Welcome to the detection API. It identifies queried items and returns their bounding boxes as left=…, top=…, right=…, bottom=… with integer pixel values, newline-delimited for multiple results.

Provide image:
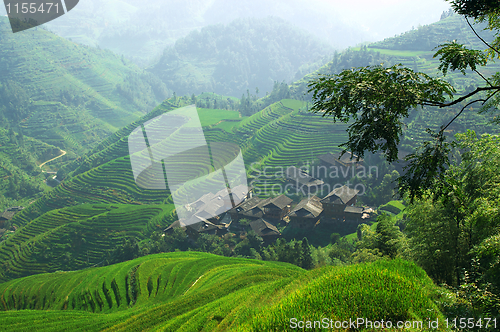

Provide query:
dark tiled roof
left=262, top=195, right=293, bottom=209
left=1, top=206, right=24, bottom=221
left=164, top=219, right=182, bottom=232
left=188, top=193, right=216, bottom=210
left=1, top=211, right=16, bottom=221
left=188, top=220, right=224, bottom=233
left=232, top=196, right=263, bottom=213
left=230, top=196, right=265, bottom=219
left=288, top=196, right=323, bottom=218
left=285, top=166, right=324, bottom=187
left=240, top=208, right=265, bottom=219
left=194, top=200, right=226, bottom=220
left=229, top=184, right=249, bottom=202
left=321, top=185, right=359, bottom=205
left=318, top=152, right=363, bottom=165
left=250, top=219, right=280, bottom=237
left=220, top=213, right=232, bottom=226
left=318, top=152, right=338, bottom=165
left=344, top=206, right=364, bottom=214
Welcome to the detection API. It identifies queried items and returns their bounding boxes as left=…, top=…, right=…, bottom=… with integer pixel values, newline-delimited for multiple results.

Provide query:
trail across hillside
left=38, top=150, right=66, bottom=168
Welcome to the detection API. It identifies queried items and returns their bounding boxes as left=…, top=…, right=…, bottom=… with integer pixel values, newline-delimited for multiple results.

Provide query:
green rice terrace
left=0, top=204, right=175, bottom=282
left=0, top=252, right=446, bottom=331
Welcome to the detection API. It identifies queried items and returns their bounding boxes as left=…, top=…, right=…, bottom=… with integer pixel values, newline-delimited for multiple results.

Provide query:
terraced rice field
left=0, top=204, right=175, bottom=282
left=0, top=252, right=445, bottom=332
left=229, top=100, right=349, bottom=195
left=7, top=99, right=352, bottom=232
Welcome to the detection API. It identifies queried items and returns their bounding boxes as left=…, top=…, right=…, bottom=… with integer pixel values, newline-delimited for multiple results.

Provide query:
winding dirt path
left=39, top=149, right=67, bottom=168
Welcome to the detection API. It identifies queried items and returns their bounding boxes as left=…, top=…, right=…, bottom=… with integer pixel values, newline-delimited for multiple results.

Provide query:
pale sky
left=312, top=0, right=452, bottom=42
left=1, top=0, right=453, bottom=49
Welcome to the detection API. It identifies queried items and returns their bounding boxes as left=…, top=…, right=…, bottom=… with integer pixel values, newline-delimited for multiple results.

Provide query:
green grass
left=0, top=252, right=446, bottom=332
left=197, top=108, right=242, bottom=126
left=355, top=47, right=432, bottom=57
left=380, top=200, right=406, bottom=217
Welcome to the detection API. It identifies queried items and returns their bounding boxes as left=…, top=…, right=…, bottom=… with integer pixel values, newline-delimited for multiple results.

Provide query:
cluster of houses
left=284, top=151, right=367, bottom=193
left=0, top=206, right=23, bottom=225
left=165, top=150, right=373, bottom=242
left=0, top=206, right=24, bottom=238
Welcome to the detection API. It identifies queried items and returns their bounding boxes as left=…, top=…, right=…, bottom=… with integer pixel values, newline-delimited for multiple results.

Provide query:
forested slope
left=149, top=17, right=332, bottom=98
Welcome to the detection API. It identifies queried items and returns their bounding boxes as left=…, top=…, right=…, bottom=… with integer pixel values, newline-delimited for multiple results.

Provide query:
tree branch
left=422, top=86, right=500, bottom=108
left=465, top=17, right=500, bottom=56
left=439, top=85, right=500, bottom=134
left=474, top=69, right=493, bottom=87
left=440, top=99, right=484, bottom=133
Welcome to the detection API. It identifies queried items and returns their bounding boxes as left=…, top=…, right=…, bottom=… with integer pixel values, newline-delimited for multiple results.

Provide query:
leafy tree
left=109, top=238, right=140, bottom=264
left=195, top=233, right=231, bottom=256
left=375, top=214, right=404, bottom=258
left=372, top=170, right=400, bottom=205
left=308, top=0, right=500, bottom=203
left=301, top=237, right=313, bottom=269
left=330, top=232, right=341, bottom=244
left=329, top=237, right=355, bottom=263
left=406, top=131, right=500, bottom=286
left=163, top=228, right=191, bottom=252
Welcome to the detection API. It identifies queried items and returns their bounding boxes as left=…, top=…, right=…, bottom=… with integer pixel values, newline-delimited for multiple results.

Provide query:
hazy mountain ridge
left=291, top=14, right=498, bottom=97
left=27, top=0, right=366, bottom=66
left=149, top=17, right=333, bottom=97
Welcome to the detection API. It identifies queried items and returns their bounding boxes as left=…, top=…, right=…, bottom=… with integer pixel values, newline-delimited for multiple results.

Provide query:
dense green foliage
left=307, top=1, right=500, bottom=325
left=405, top=132, right=500, bottom=285
left=0, top=127, right=58, bottom=211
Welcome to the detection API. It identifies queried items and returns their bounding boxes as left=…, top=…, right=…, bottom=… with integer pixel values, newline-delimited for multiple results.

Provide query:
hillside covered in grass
left=0, top=16, right=169, bottom=155
left=0, top=252, right=446, bottom=332
left=4, top=10, right=500, bottom=285
left=0, top=16, right=172, bottom=208
left=1, top=10, right=500, bottom=331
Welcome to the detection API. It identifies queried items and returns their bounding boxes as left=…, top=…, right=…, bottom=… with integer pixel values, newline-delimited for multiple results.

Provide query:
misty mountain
left=30, top=0, right=357, bottom=66
left=149, top=17, right=332, bottom=97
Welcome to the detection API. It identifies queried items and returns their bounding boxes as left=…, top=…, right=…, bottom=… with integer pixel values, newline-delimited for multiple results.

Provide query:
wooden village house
left=229, top=194, right=292, bottom=224
left=287, top=195, right=323, bottom=229
left=285, top=166, right=324, bottom=193
left=0, top=206, right=24, bottom=228
left=249, top=218, right=281, bottom=243
left=318, top=151, right=364, bottom=170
